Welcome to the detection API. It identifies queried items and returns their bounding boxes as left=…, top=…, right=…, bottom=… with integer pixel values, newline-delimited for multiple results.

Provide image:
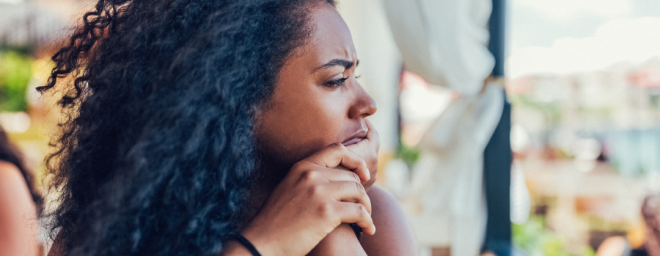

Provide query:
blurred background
left=1, top=0, right=659, bottom=255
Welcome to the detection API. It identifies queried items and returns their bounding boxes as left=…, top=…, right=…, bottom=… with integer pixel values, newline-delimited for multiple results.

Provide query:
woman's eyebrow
left=312, top=59, right=359, bottom=73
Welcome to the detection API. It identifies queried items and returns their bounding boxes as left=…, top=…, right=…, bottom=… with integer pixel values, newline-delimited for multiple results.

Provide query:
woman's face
left=255, top=4, right=377, bottom=169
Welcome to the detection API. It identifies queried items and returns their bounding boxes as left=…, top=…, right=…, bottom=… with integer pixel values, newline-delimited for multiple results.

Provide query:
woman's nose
left=348, top=84, right=377, bottom=119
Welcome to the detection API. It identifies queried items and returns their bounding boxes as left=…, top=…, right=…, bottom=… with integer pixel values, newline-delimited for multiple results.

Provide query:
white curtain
left=408, top=83, right=503, bottom=256
left=379, top=0, right=503, bottom=255
left=380, top=0, right=495, bottom=95
left=337, top=0, right=402, bottom=155
left=340, top=0, right=504, bottom=254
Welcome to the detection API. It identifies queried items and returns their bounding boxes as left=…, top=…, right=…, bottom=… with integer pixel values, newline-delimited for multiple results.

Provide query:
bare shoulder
left=0, top=160, right=33, bottom=207
left=0, top=161, right=39, bottom=256
left=0, top=160, right=36, bottom=217
left=0, top=160, right=20, bottom=174
left=361, top=185, right=418, bottom=256
left=0, top=160, right=28, bottom=194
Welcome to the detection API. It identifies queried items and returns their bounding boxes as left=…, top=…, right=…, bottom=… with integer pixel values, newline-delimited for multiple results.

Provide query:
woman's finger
left=314, top=167, right=363, bottom=183
left=334, top=201, right=376, bottom=235
left=325, top=180, right=371, bottom=214
left=303, top=143, right=369, bottom=181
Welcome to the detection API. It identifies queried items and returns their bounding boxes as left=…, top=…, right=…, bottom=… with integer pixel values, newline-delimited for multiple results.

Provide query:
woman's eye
left=355, top=74, right=361, bottom=79
left=325, top=77, right=349, bottom=87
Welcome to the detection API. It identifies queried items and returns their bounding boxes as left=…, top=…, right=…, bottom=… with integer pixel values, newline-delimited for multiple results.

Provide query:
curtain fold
left=379, top=0, right=502, bottom=255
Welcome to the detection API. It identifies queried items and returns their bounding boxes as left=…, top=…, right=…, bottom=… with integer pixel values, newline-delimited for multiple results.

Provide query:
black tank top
left=630, top=248, right=649, bottom=256
left=349, top=223, right=362, bottom=239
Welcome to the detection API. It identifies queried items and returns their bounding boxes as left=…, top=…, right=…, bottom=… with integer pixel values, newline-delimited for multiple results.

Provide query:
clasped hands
left=229, top=120, right=379, bottom=256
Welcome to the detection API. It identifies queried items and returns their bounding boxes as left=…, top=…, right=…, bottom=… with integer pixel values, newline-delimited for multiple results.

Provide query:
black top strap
left=226, top=232, right=261, bottom=256
left=349, top=223, right=362, bottom=240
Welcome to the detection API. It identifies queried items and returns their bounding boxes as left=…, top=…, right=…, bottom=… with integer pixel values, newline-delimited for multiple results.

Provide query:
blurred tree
left=0, top=51, right=33, bottom=112
left=514, top=216, right=597, bottom=256
left=397, top=141, right=420, bottom=170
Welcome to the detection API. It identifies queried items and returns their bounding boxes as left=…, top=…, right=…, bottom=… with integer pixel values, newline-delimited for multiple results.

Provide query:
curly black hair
left=37, top=0, right=334, bottom=255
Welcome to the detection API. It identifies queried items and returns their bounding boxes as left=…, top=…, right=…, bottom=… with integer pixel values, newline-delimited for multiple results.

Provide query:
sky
left=507, top=0, right=660, bottom=78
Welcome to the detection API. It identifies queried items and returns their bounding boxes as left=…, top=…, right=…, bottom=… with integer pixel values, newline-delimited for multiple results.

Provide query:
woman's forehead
left=306, top=4, right=357, bottom=66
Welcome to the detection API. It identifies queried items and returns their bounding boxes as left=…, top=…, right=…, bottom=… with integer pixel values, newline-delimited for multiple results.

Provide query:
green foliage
left=0, top=51, right=33, bottom=112
left=514, top=216, right=596, bottom=256
left=0, top=44, right=35, bottom=55
left=397, top=142, right=420, bottom=170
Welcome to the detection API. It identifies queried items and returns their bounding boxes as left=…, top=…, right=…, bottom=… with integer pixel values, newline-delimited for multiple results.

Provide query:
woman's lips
left=342, top=136, right=366, bottom=146
left=342, top=129, right=368, bottom=146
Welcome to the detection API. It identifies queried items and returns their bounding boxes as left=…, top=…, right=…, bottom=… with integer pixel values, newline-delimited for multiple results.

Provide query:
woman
left=0, top=126, right=41, bottom=255
left=597, top=194, right=660, bottom=256
left=639, top=194, right=660, bottom=256
left=40, top=0, right=416, bottom=255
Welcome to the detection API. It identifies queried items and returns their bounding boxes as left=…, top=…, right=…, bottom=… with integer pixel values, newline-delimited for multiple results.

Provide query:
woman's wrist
left=226, top=232, right=262, bottom=256
left=223, top=229, right=267, bottom=256
left=222, top=240, right=254, bottom=256
left=241, top=226, right=278, bottom=256
left=307, top=224, right=367, bottom=256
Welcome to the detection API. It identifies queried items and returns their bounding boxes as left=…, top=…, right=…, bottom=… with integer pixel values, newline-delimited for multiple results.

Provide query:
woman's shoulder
left=0, top=160, right=33, bottom=207
left=0, top=159, right=36, bottom=218
left=361, top=185, right=418, bottom=255
left=0, top=160, right=29, bottom=195
left=0, top=160, right=20, bottom=175
left=0, top=160, right=39, bottom=256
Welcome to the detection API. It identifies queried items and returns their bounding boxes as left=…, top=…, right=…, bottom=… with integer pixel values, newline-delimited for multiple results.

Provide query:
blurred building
left=508, top=57, right=660, bottom=254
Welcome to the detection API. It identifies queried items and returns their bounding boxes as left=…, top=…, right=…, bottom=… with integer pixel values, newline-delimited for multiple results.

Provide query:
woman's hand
left=346, top=119, right=379, bottom=190
left=304, top=120, right=381, bottom=256
left=237, top=143, right=376, bottom=256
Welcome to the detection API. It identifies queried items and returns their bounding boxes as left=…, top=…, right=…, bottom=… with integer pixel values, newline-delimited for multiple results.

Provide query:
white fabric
left=408, top=83, right=503, bottom=256
left=340, top=0, right=503, bottom=253
left=337, top=0, right=402, bottom=154
left=378, top=0, right=502, bottom=255
left=380, top=0, right=495, bottom=95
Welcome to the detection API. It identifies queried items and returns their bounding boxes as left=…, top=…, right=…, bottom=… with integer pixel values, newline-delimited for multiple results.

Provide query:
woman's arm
left=49, top=145, right=375, bottom=256
left=360, top=185, right=417, bottom=255
left=307, top=224, right=367, bottom=256
left=362, top=185, right=418, bottom=255
left=0, top=161, right=39, bottom=256
left=308, top=185, right=418, bottom=256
